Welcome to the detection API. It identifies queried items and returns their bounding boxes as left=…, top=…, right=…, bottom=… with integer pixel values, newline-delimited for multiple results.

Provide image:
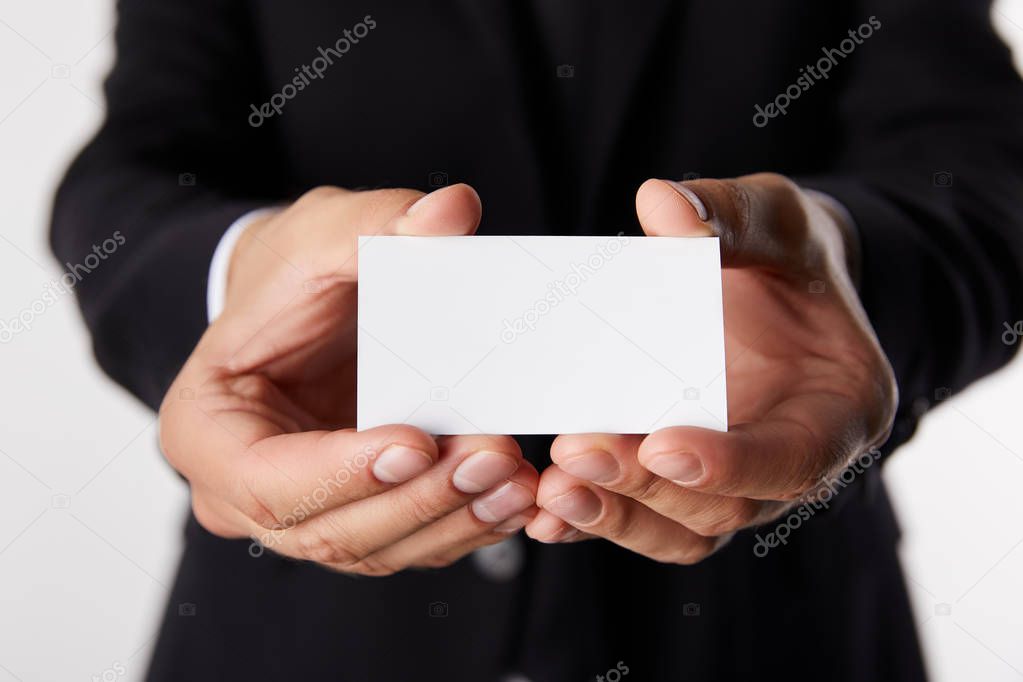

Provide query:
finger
left=245, top=424, right=446, bottom=521
left=525, top=509, right=595, bottom=544
left=352, top=462, right=540, bottom=575
left=271, top=435, right=524, bottom=566
left=160, top=376, right=443, bottom=523
left=405, top=508, right=538, bottom=570
left=319, top=184, right=478, bottom=278
left=551, top=433, right=771, bottom=537
left=302, top=183, right=483, bottom=277
left=392, top=182, right=482, bottom=236
left=637, top=391, right=871, bottom=500
left=635, top=174, right=822, bottom=273
left=536, top=466, right=722, bottom=564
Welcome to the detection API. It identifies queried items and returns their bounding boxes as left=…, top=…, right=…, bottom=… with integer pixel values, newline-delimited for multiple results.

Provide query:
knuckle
left=774, top=422, right=832, bottom=500
left=237, top=467, right=286, bottom=531
left=337, top=555, right=399, bottom=577
left=741, top=172, right=807, bottom=244
left=789, top=454, right=829, bottom=499
left=403, top=485, right=452, bottom=526
left=191, top=495, right=241, bottom=539
left=600, top=503, right=636, bottom=539
left=689, top=499, right=759, bottom=537
left=295, top=525, right=361, bottom=566
left=291, top=187, right=354, bottom=246
left=295, top=185, right=345, bottom=209
left=720, top=178, right=754, bottom=245
left=620, top=472, right=673, bottom=503
left=749, top=171, right=799, bottom=197
left=236, top=492, right=284, bottom=531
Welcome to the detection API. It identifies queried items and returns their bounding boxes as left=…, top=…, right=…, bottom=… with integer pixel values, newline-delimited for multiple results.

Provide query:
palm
left=243, top=284, right=360, bottom=431
left=721, top=269, right=873, bottom=450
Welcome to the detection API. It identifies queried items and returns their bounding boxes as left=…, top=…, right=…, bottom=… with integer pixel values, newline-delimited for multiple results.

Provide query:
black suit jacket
left=51, top=1, right=1023, bottom=680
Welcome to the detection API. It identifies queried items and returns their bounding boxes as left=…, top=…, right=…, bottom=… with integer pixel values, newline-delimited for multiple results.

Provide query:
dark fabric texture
left=50, top=1, right=1023, bottom=680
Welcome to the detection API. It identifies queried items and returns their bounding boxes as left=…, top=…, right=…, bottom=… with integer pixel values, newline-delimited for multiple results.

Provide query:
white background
left=1, top=2, right=1022, bottom=680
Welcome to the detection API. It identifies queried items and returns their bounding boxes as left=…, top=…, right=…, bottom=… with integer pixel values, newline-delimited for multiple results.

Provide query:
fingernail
left=472, top=481, right=535, bottom=524
left=663, top=180, right=709, bottom=222
left=453, top=450, right=520, bottom=493
left=372, top=445, right=433, bottom=483
left=494, top=512, right=533, bottom=534
left=646, top=452, right=704, bottom=485
left=546, top=487, right=602, bottom=525
left=557, top=450, right=620, bottom=483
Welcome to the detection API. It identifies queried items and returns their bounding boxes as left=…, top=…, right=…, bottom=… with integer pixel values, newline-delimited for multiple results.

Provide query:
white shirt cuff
left=206, top=208, right=280, bottom=323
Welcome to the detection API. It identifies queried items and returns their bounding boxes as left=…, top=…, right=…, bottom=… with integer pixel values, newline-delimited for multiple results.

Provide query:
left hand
left=525, top=174, right=897, bottom=562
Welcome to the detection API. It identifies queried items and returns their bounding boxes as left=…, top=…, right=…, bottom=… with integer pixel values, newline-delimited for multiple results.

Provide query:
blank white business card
left=357, top=235, right=727, bottom=435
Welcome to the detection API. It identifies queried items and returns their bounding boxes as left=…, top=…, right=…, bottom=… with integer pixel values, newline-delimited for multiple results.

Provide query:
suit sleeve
left=797, top=0, right=1023, bottom=451
left=50, top=0, right=286, bottom=410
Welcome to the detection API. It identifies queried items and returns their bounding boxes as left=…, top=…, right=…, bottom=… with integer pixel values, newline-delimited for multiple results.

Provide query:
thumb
left=393, top=183, right=482, bottom=236
left=635, top=174, right=817, bottom=273
left=635, top=178, right=714, bottom=237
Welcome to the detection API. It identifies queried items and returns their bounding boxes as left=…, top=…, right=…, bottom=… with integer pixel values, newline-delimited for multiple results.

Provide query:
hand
left=526, top=174, right=897, bottom=562
left=159, top=185, right=538, bottom=575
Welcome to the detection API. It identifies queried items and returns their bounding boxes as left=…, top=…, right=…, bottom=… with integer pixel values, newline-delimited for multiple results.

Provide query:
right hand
left=159, top=184, right=538, bottom=575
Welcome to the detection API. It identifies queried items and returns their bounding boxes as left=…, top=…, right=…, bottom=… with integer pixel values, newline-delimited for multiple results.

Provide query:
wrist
left=207, top=207, right=281, bottom=322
